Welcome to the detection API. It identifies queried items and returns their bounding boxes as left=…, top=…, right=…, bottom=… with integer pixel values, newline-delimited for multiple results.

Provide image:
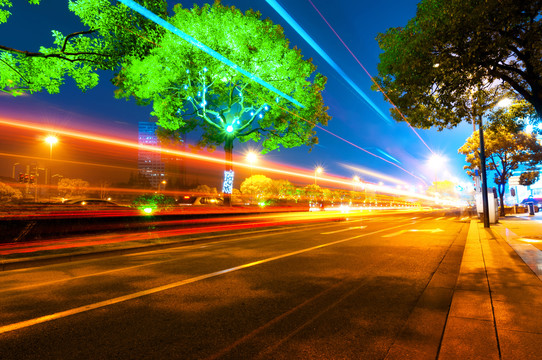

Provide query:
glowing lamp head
left=226, top=125, right=234, bottom=133
left=246, top=151, right=258, bottom=164
left=45, top=135, right=58, bottom=145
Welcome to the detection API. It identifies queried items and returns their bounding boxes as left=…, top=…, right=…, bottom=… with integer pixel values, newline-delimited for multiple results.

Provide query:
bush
left=133, top=194, right=176, bottom=212
left=0, top=182, right=22, bottom=202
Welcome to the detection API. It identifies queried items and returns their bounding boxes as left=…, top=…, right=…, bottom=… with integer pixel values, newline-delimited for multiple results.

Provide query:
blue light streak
left=118, top=0, right=304, bottom=108
left=376, top=148, right=401, bottom=164
left=265, top=0, right=391, bottom=124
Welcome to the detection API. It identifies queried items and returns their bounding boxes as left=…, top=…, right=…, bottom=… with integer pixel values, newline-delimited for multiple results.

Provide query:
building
left=138, top=121, right=165, bottom=188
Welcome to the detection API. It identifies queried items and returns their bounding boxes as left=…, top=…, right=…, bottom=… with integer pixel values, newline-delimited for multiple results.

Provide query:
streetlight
left=159, top=180, right=167, bottom=191
left=314, top=166, right=323, bottom=184
left=428, top=153, right=446, bottom=195
left=353, top=175, right=360, bottom=191
left=246, top=151, right=258, bottom=176
left=12, top=162, right=20, bottom=180
left=45, top=135, right=58, bottom=159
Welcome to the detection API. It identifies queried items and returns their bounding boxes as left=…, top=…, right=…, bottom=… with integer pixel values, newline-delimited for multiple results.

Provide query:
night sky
left=0, top=0, right=475, bottom=191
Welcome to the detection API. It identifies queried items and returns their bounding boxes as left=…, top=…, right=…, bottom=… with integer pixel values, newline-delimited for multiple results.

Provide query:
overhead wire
left=306, top=0, right=435, bottom=155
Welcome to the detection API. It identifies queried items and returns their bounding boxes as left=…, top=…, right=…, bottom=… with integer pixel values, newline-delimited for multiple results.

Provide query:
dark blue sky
left=0, top=0, right=474, bottom=190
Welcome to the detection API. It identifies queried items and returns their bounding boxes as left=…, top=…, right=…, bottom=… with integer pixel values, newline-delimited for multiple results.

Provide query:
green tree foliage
left=302, top=184, right=324, bottom=202
left=375, top=0, right=542, bottom=128
left=459, top=126, right=542, bottom=216
left=240, top=174, right=273, bottom=202
left=117, top=2, right=329, bottom=153
left=0, top=0, right=168, bottom=96
left=58, top=178, right=90, bottom=198
left=487, top=99, right=539, bottom=134
left=116, top=2, right=330, bottom=205
left=270, top=179, right=296, bottom=202
left=519, top=171, right=540, bottom=186
left=0, top=181, right=22, bottom=202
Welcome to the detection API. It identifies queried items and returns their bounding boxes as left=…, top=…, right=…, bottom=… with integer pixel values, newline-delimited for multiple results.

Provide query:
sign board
left=509, top=176, right=520, bottom=186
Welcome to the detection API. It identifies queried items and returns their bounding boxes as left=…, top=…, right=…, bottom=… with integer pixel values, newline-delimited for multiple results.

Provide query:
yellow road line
left=320, top=226, right=367, bottom=234
left=0, top=223, right=411, bottom=335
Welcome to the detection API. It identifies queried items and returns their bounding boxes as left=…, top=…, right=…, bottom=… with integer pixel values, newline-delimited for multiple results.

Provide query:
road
left=0, top=210, right=469, bottom=359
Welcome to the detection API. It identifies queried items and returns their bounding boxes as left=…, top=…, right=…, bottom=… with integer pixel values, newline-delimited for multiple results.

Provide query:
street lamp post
left=246, top=151, right=258, bottom=176
left=45, top=135, right=58, bottom=159
left=353, top=175, right=360, bottom=191
left=314, top=166, right=323, bottom=185
left=478, top=114, right=490, bottom=228
left=428, top=154, right=445, bottom=197
left=12, top=162, right=20, bottom=180
left=159, top=180, right=167, bottom=192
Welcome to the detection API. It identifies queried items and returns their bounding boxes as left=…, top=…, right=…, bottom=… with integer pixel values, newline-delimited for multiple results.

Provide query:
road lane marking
left=0, top=222, right=412, bottom=335
left=0, top=222, right=352, bottom=293
left=435, top=217, right=444, bottom=221
left=382, top=228, right=444, bottom=238
left=320, top=226, right=367, bottom=234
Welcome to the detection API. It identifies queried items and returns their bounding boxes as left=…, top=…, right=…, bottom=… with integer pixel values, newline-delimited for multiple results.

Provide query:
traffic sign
left=509, top=176, right=520, bottom=186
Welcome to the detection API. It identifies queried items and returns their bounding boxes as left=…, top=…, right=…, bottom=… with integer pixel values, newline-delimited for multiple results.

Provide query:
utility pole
left=479, top=114, right=490, bottom=228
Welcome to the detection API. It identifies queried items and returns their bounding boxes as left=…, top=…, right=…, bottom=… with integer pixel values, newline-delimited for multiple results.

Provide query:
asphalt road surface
left=0, top=210, right=469, bottom=359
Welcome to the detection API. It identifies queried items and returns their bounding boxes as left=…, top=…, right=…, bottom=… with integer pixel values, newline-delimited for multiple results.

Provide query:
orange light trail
left=0, top=152, right=137, bottom=171
left=0, top=117, right=439, bottom=202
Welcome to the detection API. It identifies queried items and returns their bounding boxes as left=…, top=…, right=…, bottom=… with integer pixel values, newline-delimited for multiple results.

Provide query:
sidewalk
left=439, top=213, right=542, bottom=359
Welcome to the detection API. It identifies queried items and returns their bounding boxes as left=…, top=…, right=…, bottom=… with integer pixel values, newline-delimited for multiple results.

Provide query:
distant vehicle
left=520, top=197, right=542, bottom=206
left=63, top=199, right=129, bottom=208
left=178, top=196, right=224, bottom=206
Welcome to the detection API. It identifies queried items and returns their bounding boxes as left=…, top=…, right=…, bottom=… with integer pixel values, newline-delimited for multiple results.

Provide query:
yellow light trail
left=340, top=163, right=409, bottom=186
left=0, top=117, right=451, bottom=204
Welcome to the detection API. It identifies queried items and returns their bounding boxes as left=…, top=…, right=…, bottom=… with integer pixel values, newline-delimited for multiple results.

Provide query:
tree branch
left=0, top=30, right=112, bottom=62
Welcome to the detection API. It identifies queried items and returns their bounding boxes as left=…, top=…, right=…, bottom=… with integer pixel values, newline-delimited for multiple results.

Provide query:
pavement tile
left=488, top=270, right=542, bottom=288
left=490, top=284, right=542, bottom=304
left=498, top=329, right=542, bottom=360
left=455, top=270, right=489, bottom=292
left=385, top=341, right=437, bottom=360
left=385, top=288, right=453, bottom=360
left=448, top=289, right=493, bottom=321
left=438, top=316, right=499, bottom=360
left=426, top=263, right=461, bottom=289
left=492, top=299, right=542, bottom=334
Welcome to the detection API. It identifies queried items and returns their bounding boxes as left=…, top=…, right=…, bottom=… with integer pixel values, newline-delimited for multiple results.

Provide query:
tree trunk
left=532, top=90, right=542, bottom=122
left=223, top=136, right=234, bottom=207
left=498, top=182, right=506, bottom=217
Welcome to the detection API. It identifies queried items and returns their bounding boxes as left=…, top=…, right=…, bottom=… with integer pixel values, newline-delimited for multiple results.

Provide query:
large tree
left=0, top=0, right=168, bottom=96
left=115, top=2, right=330, bottom=205
left=375, top=0, right=542, bottom=129
left=459, top=126, right=542, bottom=216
